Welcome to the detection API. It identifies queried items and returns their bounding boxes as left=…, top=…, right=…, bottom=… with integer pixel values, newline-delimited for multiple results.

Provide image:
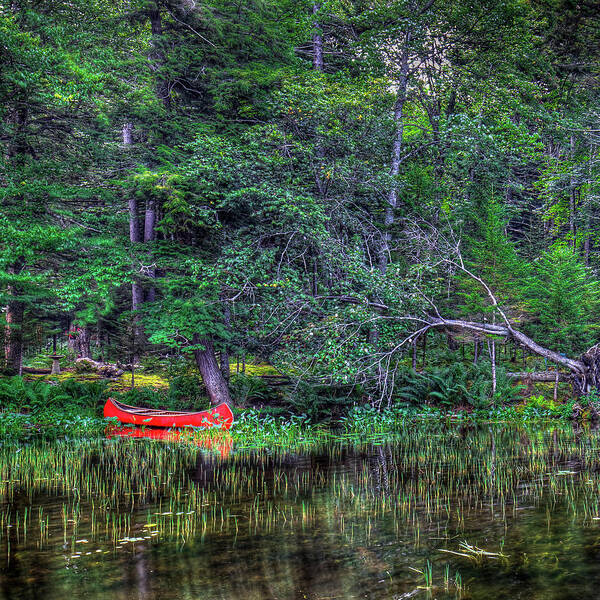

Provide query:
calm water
left=1, top=424, right=600, bottom=599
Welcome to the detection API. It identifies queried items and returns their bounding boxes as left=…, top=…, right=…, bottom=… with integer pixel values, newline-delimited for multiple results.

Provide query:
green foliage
left=232, top=408, right=320, bottom=448
left=0, top=376, right=106, bottom=413
left=230, top=375, right=272, bottom=406
left=518, top=395, right=575, bottom=420
left=0, top=376, right=110, bottom=442
left=524, top=244, right=600, bottom=354
left=167, top=375, right=208, bottom=410
left=282, top=381, right=357, bottom=419
left=118, top=386, right=165, bottom=410
left=391, top=364, right=523, bottom=409
left=1, top=0, right=599, bottom=409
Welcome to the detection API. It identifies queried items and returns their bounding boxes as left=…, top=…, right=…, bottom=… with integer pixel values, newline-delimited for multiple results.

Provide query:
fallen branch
left=506, top=371, right=569, bottom=382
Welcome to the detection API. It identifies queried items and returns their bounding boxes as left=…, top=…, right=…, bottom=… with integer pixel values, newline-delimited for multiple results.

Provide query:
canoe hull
left=103, top=398, right=234, bottom=430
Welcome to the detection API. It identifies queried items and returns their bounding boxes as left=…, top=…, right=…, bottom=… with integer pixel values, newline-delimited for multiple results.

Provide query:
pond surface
left=1, top=423, right=600, bottom=599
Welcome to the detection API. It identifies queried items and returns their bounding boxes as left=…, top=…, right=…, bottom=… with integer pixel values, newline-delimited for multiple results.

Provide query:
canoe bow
left=103, top=397, right=234, bottom=430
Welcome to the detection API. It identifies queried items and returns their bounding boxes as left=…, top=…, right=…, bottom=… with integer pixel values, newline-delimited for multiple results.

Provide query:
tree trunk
left=4, top=298, right=24, bottom=375
left=144, top=199, right=156, bottom=243
left=148, top=3, right=170, bottom=110
left=312, top=3, right=323, bottom=72
left=488, top=338, right=496, bottom=394
left=144, top=198, right=157, bottom=302
left=569, top=134, right=577, bottom=248
left=507, top=371, right=569, bottom=382
left=220, top=349, right=230, bottom=383
left=122, top=122, right=133, bottom=146
left=4, top=261, right=25, bottom=375
left=379, top=32, right=411, bottom=274
left=583, top=139, right=594, bottom=266
left=77, top=327, right=92, bottom=359
left=124, top=122, right=144, bottom=361
left=219, top=299, right=231, bottom=383
left=193, top=335, right=232, bottom=406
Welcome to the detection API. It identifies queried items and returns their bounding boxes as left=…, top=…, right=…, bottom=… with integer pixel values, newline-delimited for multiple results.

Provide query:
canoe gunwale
left=104, top=398, right=234, bottom=430
left=108, top=397, right=216, bottom=417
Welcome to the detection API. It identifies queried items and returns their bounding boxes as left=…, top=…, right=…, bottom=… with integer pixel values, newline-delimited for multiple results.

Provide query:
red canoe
left=103, top=398, right=234, bottom=430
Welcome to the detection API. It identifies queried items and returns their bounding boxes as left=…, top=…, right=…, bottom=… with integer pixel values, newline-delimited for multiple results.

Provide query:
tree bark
left=506, top=372, right=569, bottom=382
left=4, top=261, right=25, bottom=375
left=144, top=199, right=156, bottom=243
left=193, top=335, right=232, bottom=406
left=379, top=32, right=411, bottom=274
left=124, top=122, right=144, bottom=361
left=488, top=338, right=496, bottom=394
left=144, top=198, right=157, bottom=302
left=77, top=327, right=92, bottom=359
left=148, top=3, right=170, bottom=110
left=122, top=122, right=133, bottom=146
left=583, top=139, right=594, bottom=266
left=219, top=299, right=231, bottom=383
left=569, top=134, right=577, bottom=248
left=4, top=298, right=24, bottom=375
left=312, top=3, right=323, bottom=72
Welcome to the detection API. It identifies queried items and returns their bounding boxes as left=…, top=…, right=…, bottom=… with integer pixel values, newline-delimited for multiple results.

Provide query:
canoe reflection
left=107, top=426, right=233, bottom=457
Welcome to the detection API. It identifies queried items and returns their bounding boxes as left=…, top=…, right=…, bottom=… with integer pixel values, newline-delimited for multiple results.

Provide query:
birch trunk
left=569, top=134, right=577, bottom=248
left=124, top=122, right=144, bottom=361
left=312, top=3, right=323, bottom=72
left=488, top=338, right=496, bottom=394
left=379, top=33, right=411, bottom=274
left=144, top=198, right=156, bottom=302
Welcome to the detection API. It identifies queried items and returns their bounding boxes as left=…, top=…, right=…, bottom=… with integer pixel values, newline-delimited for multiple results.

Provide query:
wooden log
left=22, top=367, right=51, bottom=375
left=507, top=371, right=570, bottom=382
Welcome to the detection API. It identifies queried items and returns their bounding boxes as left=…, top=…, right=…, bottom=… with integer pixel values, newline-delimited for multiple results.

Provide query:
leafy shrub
left=392, top=364, right=524, bottom=409
left=167, top=375, right=208, bottom=410
left=0, top=377, right=113, bottom=443
left=0, top=413, right=29, bottom=442
left=230, top=374, right=273, bottom=406
left=0, top=377, right=109, bottom=414
left=55, top=379, right=108, bottom=408
left=340, top=403, right=445, bottom=434
left=0, top=377, right=69, bottom=412
left=283, top=381, right=356, bottom=419
left=517, top=394, right=575, bottom=419
left=232, top=408, right=318, bottom=447
left=118, top=386, right=166, bottom=409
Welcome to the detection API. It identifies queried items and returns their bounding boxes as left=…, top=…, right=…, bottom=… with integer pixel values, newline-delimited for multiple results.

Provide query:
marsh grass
left=0, top=423, right=598, bottom=597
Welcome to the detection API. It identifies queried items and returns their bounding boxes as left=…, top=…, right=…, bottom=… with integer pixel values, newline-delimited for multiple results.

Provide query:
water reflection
left=107, top=426, right=233, bottom=458
left=1, top=424, right=600, bottom=598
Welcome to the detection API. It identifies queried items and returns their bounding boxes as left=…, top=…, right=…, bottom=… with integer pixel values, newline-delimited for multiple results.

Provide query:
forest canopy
left=1, top=0, right=599, bottom=407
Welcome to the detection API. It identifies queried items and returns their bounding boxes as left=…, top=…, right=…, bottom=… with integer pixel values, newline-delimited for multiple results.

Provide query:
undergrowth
left=0, top=373, right=589, bottom=445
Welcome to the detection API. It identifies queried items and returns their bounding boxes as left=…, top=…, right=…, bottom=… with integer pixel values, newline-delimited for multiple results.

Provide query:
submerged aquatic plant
left=0, top=423, right=598, bottom=598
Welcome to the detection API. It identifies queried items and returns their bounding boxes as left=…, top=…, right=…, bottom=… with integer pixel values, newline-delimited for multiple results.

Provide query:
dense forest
left=1, top=0, right=599, bottom=413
